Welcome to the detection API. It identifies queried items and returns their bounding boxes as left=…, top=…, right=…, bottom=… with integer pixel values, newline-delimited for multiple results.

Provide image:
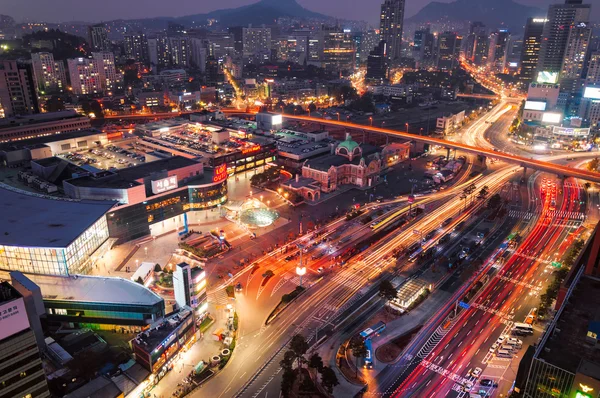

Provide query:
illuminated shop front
left=206, top=141, right=278, bottom=176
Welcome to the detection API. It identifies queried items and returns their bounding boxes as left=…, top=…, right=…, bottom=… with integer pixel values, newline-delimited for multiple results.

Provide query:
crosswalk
left=208, top=288, right=229, bottom=307
left=507, top=210, right=585, bottom=220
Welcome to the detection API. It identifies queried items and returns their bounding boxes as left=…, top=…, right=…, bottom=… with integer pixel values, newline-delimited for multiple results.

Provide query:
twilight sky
left=2, top=0, right=598, bottom=24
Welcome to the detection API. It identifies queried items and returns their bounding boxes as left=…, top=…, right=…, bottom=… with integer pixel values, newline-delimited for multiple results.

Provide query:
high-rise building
left=585, top=52, right=600, bottom=86
left=169, top=36, right=192, bottom=68
left=380, top=0, right=405, bottom=62
left=88, top=23, right=111, bottom=52
left=473, top=32, right=489, bottom=66
left=488, top=30, right=511, bottom=72
left=242, top=27, right=271, bottom=63
left=520, top=18, right=546, bottom=83
left=189, top=38, right=208, bottom=72
left=124, top=33, right=149, bottom=63
left=437, top=32, right=462, bottom=71
left=366, top=40, right=389, bottom=82
left=537, top=0, right=591, bottom=75
left=560, top=22, right=592, bottom=81
left=92, top=52, right=119, bottom=92
left=465, top=22, right=486, bottom=61
left=0, top=282, right=50, bottom=398
left=31, top=52, right=67, bottom=95
left=320, top=25, right=355, bottom=74
left=67, top=57, right=102, bottom=95
left=148, top=36, right=171, bottom=69
left=0, top=60, right=39, bottom=117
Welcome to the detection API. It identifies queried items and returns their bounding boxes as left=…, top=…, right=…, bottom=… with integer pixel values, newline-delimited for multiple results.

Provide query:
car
left=496, top=335, right=507, bottom=345
left=317, top=267, right=324, bottom=273
left=489, top=342, right=499, bottom=353
left=235, top=282, right=243, bottom=292
left=462, top=380, right=474, bottom=392
left=480, top=379, right=498, bottom=387
left=470, top=367, right=483, bottom=377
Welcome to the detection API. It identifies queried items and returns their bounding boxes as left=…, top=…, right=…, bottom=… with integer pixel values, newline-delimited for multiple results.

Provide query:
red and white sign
left=241, top=145, right=261, bottom=155
left=213, top=163, right=228, bottom=183
left=0, top=297, right=29, bottom=340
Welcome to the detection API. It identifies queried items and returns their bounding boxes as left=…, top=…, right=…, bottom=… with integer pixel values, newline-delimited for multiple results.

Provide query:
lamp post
left=405, top=123, right=409, bottom=133
left=336, top=112, right=340, bottom=121
left=369, top=117, right=373, bottom=126
left=296, top=243, right=306, bottom=286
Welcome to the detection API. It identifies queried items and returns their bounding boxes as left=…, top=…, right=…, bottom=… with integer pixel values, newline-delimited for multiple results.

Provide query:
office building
left=473, top=32, right=489, bottom=66
left=173, top=262, right=207, bottom=313
left=585, top=52, right=600, bottom=86
left=560, top=22, right=592, bottom=91
left=537, top=0, right=591, bottom=74
left=0, top=60, right=39, bottom=118
left=520, top=18, right=546, bottom=83
left=88, top=24, right=111, bottom=52
left=204, top=32, right=235, bottom=59
left=0, top=282, right=50, bottom=398
left=67, top=57, right=102, bottom=95
left=366, top=40, right=389, bottom=82
left=124, top=33, right=149, bottom=64
left=320, top=25, right=355, bottom=74
left=488, top=30, right=511, bottom=72
left=92, top=51, right=119, bottom=92
left=189, top=38, right=207, bottom=71
left=31, top=52, right=67, bottom=95
left=437, top=32, right=462, bottom=71
left=242, top=27, right=271, bottom=63
left=465, top=22, right=486, bottom=61
left=380, top=0, right=405, bottom=62
left=355, top=30, right=380, bottom=66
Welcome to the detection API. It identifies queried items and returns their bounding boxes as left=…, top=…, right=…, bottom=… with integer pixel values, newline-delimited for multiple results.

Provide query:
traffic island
left=375, top=325, right=422, bottom=363
left=265, top=285, right=306, bottom=325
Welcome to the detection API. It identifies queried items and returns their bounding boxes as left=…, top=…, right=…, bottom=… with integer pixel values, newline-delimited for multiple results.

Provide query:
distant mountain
left=133, top=0, right=330, bottom=29
left=407, top=0, right=545, bottom=33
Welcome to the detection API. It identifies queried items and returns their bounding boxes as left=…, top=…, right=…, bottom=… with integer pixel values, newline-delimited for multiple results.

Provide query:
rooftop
left=538, top=275, right=600, bottom=373
left=0, top=110, right=85, bottom=130
left=21, top=272, right=164, bottom=307
left=116, top=156, right=200, bottom=182
left=0, top=187, right=115, bottom=247
left=304, top=144, right=380, bottom=172
left=0, top=129, right=104, bottom=152
left=133, top=309, right=192, bottom=352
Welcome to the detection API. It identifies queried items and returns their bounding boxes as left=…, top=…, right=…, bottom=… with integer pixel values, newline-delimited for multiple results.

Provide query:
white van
left=496, top=349, right=512, bottom=358
left=505, top=338, right=522, bottom=348
left=500, top=345, right=515, bottom=352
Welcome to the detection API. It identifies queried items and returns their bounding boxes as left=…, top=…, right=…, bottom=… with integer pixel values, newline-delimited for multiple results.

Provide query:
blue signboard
left=458, top=301, right=470, bottom=309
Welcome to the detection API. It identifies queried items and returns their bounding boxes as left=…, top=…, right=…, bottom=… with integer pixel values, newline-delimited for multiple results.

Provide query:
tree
left=135, top=276, right=144, bottom=284
left=289, top=334, right=308, bottom=370
left=280, top=350, right=296, bottom=371
left=477, top=186, right=490, bottom=201
left=281, top=368, right=296, bottom=398
left=379, top=280, right=397, bottom=303
left=348, top=336, right=367, bottom=377
left=320, top=366, right=339, bottom=394
left=308, top=102, right=317, bottom=113
left=487, top=193, right=502, bottom=209
left=153, top=263, right=162, bottom=272
left=45, top=95, right=65, bottom=112
left=308, top=353, right=324, bottom=375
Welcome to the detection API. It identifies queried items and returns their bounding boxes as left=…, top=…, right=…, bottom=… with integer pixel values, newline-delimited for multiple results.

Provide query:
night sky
left=3, top=0, right=598, bottom=25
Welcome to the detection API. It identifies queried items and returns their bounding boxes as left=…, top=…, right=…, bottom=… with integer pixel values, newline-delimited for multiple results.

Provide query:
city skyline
left=5, top=0, right=598, bottom=25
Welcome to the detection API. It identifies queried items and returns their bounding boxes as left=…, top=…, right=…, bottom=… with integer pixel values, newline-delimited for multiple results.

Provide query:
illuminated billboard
left=272, top=114, right=283, bottom=126
left=524, top=101, right=546, bottom=111
left=536, top=71, right=558, bottom=84
left=584, top=87, right=600, bottom=100
left=552, top=126, right=590, bottom=136
left=542, top=112, right=561, bottom=124
left=0, top=297, right=29, bottom=340
left=212, top=163, right=228, bottom=183
left=151, top=175, right=178, bottom=194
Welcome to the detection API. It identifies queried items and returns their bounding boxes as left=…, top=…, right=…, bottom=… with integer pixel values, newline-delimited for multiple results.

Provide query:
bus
left=360, top=321, right=386, bottom=340
left=512, top=322, right=534, bottom=335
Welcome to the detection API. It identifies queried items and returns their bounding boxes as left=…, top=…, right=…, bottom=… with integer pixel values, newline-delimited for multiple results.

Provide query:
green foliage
left=280, top=367, right=296, bottom=398
left=379, top=280, right=398, bottom=302
left=178, top=242, right=208, bottom=258
left=320, top=366, right=340, bottom=394
left=153, top=263, right=162, bottom=273
left=250, top=167, right=281, bottom=186
left=226, top=285, right=235, bottom=298
left=280, top=350, right=296, bottom=371
left=290, top=334, right=309, bottom=369
left=308, top=353, right=324, bottom=372
left=233, top=312, right=239, bottom=331
left=487, top=193, right=502, bottom=209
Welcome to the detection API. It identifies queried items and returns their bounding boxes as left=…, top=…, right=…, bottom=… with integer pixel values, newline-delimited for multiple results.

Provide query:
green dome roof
left=338, top=135, right=360, bottom=153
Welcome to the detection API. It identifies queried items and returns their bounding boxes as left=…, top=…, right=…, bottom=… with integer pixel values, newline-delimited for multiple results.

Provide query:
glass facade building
left=524, top=358, right=575, bottom=398
left=0, top=216, right=109, bottom=276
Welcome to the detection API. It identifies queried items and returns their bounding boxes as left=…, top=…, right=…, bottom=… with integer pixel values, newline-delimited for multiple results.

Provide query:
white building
left=436, top=110, right=465, bottom=135
left=67, top=57, right=102, bottom=95
left=173, top=262, right=207, bottom=313
left=526, top=82, right=561, bottom=110
left=92, top=52, right=119, bottom=92
left=242, top=27, right=271, bottom=62
left=31, top=52, right=67, bottom=95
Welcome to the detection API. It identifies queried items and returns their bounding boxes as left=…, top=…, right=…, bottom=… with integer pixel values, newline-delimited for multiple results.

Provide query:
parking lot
left=60, top=142, right=147, bottom=171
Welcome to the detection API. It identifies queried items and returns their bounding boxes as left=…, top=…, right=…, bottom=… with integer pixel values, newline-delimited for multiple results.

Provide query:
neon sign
left=213, top=163, right=227, bottom=183
left=242, top=145, right=261, bottom=155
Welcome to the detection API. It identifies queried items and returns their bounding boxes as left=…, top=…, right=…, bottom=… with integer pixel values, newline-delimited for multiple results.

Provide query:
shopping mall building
left=0, top=185, right=115, bottom=276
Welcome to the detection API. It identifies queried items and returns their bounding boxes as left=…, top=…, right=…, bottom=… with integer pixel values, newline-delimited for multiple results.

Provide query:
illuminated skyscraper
left=519, top=18, right=546, bottom=83
left=380, top=0, right=405, bottom=62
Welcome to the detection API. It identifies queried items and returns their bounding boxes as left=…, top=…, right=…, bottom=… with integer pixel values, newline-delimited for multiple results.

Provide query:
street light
left=336, top=112, right=340, bottom=121
left=405, top=123, right=409, bottom=133
left=369, top=116, right=373, bottom=126
left=296, top=265, right=306, bottom=286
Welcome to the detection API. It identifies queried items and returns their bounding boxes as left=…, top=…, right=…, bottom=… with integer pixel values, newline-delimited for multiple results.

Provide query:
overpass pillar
left=523, top=167, right=527, bottom=178
left=446, top=148, right=451, bottom=160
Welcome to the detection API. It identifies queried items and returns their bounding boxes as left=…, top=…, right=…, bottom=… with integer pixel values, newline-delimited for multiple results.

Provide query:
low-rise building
left=436, top=110, right=465, bottom=135
left=0, top=110, right=91, bottom=143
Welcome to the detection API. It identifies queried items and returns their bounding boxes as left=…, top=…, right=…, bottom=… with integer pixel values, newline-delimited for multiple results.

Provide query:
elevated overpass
left=283, top=115, right=600, bottom=184
left=456, top=93, right=499, bottom=100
